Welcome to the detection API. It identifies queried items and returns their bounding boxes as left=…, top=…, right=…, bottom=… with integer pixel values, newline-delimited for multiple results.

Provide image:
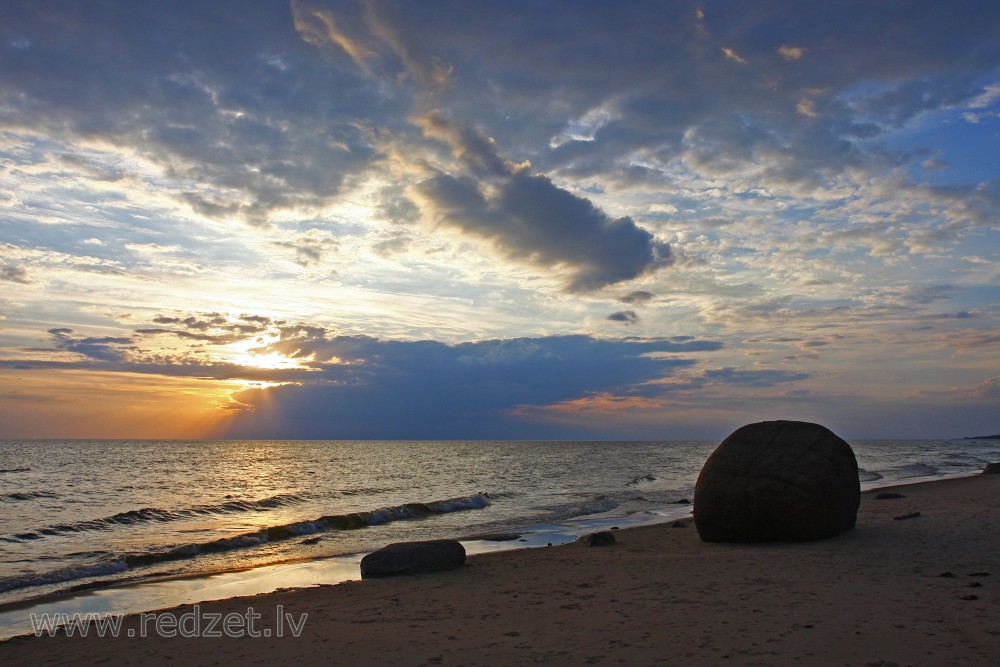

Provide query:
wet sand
left=2, top=474, right=998, bottom=666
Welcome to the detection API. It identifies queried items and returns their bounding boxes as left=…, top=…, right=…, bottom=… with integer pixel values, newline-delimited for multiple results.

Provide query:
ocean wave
left=0, top=493, right=492, bottom=593
left=626, top=474, right=656, bottom=486
left=5, top=492, right=310, bottom=541
left=0, top=491, right=58, bottom=502
left=893, top=463, right=941, bottom=479
left=0, top=468, right=31, bottom=474
left=124, top=493, right=491, bottom=565
left=858, top=469, right=884, bottom=482
left=481, top=491, right=521, bottom=500
left=570, top=495, right=620, bottom=517
left=0, top=561, right=128, bottom=595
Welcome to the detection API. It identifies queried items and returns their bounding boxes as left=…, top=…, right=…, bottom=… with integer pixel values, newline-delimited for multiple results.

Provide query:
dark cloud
left=922, top=310, right=976, bottom=322
left=152, top=314, right=230, bottom=331
left=224, top=332, right=723, bottom=439
left=415, top=169, right=671, bottom=292
left=406, top=110, right=672, bottom=291
left=10, top=320, right=726, bottom=439
left=607, top=310, right=639, bottom=324
left=619, top=291, right=654, bottom=305
left=47, top=328, right=133, bottom=362
left=414, top=110, right=512, bottom=178
left=134, top=329, right=245, bottom=345
left=0, top=265, right=30, bottom=284
left=240, top=314, right=275, bottom=325
left=137, top=312, right=274, bottom=344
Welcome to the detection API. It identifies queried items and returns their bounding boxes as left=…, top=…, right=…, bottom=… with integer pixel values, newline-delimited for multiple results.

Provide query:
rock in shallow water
left=694, top=420, right=860, bottom=543
left=360, top=539, right=466, bottom=579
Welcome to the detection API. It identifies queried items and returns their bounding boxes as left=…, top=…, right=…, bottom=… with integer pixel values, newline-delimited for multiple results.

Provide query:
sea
left=1, top=438, right=998, bottom=637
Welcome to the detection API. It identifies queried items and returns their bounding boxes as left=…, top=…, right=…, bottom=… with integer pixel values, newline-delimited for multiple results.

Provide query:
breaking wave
left=626, top=474, right=656, bottom=486
left=0, top=493, right=491, bottom=594
left=858, top=469, right=884, bottom=483
left=6, top=493, right=309, bottom=541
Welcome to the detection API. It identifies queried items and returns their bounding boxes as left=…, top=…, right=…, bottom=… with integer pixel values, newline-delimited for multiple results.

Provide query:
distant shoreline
left=964, top=434, right=1000, bottom=440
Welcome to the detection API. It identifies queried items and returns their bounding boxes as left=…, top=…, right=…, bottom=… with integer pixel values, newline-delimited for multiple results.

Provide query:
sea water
left=1, top=439, right=997, bottom=619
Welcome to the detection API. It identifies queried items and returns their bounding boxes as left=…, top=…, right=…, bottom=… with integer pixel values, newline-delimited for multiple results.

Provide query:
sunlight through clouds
left=0, top=0, right=998, bottom=439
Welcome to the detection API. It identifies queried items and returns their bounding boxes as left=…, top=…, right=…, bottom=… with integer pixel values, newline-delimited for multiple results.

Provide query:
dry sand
left=2, top=474, right=998, bottom=666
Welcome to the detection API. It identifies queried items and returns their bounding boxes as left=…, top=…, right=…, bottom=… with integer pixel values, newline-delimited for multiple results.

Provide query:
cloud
left=721, top=47, right=748, bottom=65
left=0, top=265, right=30, bottom=284
left=921, top=157, right=950, bottom=170
left=607, top=310, right=638, bottom=324
left=0, top=2, right=383, bottom=225
left=371, top=234, right=412, bottom=257
left=362, top=1, right=454, bottom=90
left=619, top=290, right=654, bottom=305
left=970, top=377, right=1000, bottom=399
left=152, top=314, right=230, bottom=331
left=222, top=331, right=724, bottom=438
left=412, top=110, right=513, bottom=178
left=291, top=0, right=377, bottom=75
left=778, top=45, right=805, bottom=61
left=410, top=113, right=672, bottom=291
left=6, top=316, right=726, bottom=439
left=136, top=311, right=274, bottom=343
left=796, top=98, right=819, bottom=118
left=415, top=170, right=672, bottom=291
left=272, top=228, right=339, bottom=266
left=701, top=368, right=812, bottom=387
left=2, top=2, right=1000, bottom=439
left=46, top=328, right=134, bottom=363
left=134, top=328, right=245, bottom=345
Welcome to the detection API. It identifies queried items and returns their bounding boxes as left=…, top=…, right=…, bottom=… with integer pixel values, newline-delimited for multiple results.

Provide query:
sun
left=230, top=350, right=302, bottom=370
left=224, top=338, right=304, bottom=370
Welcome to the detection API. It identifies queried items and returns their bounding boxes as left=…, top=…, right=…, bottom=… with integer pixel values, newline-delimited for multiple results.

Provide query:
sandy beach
left=2, top=473, right=998, bottom=666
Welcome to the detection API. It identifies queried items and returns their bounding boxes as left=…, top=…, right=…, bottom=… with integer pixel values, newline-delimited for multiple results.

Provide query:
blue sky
left=0, top=0, right=998, bottom=440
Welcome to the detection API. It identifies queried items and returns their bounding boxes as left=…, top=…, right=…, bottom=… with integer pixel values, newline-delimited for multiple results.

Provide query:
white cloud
left=778, top=45, right=805, bottom=60
left=721, top=47, right=747, bottom=64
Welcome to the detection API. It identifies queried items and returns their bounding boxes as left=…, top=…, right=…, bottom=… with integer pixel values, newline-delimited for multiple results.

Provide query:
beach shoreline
left=2, top=472, right=998, bottom=665
left=0, top=501, right=694, bottom=637
left=0, top=471, right=968, bottom=641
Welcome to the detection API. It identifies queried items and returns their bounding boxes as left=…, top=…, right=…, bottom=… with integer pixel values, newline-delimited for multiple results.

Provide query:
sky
left=0, top=0, right=998, bottom=441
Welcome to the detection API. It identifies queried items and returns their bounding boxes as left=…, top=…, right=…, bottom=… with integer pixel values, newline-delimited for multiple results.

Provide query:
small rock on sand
left=581, top=531, right=616, bottom=547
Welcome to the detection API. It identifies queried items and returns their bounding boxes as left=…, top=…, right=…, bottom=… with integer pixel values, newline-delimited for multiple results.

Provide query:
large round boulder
left=694, top=420, right=860, bottom=542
